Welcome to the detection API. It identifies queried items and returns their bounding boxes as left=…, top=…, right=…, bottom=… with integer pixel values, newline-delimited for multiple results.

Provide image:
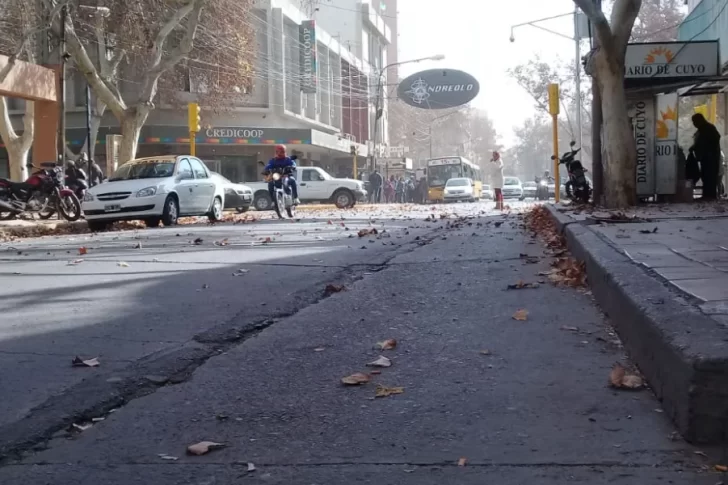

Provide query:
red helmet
left=275, top=144, right=287, bottom=159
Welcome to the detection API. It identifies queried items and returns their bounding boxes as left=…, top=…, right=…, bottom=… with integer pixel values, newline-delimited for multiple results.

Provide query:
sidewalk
left=0, top=211, right=715, bottom=484
left=545, top=202, right=728, bottom=444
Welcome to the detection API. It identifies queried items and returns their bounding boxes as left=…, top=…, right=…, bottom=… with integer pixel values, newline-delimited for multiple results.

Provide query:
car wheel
left=87, top=220, right=111, bottom=232
left=208, top=196, right=223, bottom=222
left=161, top=195, right=179, bottom=226
left=333, top=189, right=354, bottom=209
left=254, top=192, right=273, bottom=211
left=144, top=218, right=161, bottom=228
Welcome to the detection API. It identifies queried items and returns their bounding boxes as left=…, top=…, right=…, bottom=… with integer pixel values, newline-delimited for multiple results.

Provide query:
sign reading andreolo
left=397, top=69, right=479, bottom=110
left=625, top=41, right=719, bottom=79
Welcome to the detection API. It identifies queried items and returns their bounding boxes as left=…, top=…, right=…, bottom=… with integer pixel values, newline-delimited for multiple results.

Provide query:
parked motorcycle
left=38, top=166, right=88, bottom=220
left=551, top=141, right=591, bottom=204
left=0, top=164, right=82, bottom=221
left=259, top=158, right=297, bottom=219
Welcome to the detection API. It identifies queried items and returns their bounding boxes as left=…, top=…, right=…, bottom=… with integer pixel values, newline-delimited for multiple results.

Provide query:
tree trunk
left=597, top=56, right=637, bottom=207
left=118, top=106, right=150, bottom=164
left=0, top=97, right=35, bottom=181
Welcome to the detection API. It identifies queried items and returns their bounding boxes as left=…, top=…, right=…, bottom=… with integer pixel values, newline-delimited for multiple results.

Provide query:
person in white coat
left=490, top=151, right=504, bottom=210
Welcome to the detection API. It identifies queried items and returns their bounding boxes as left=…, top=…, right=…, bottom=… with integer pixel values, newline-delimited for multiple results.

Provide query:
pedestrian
left=384, top=176, right=395, bottom=203
left=368, top=169, right=383, bottom=203
left=490, top=151, right=504, bottom=210
left=690, top=113, right=722, bottom=201
left=395, top=177, right=405, bottom=203
left=405, top=177, right=415, bottom=203
left=88, top=158, right=104, bottom=186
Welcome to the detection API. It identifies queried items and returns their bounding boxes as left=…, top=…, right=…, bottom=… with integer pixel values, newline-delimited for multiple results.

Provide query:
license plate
left=104, top=204, right=121, bottom=212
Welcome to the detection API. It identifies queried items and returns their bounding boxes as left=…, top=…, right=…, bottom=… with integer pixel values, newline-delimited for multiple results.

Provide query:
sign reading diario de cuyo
left=625, top=41, right=719, bottom=79
left=397, top=69, right=479, bottom=110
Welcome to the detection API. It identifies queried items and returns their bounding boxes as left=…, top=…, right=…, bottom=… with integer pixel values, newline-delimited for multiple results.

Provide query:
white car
left=522, top=181, right=538, bottom=199
left=82, top=155, right=226, bottom=231
left=210, top=172, right=253, bottom=213
left=444, top=177, right=475, bottom=202
left=502, top=176, right=525, bottom=200
left=482, top=184, right=494, bottom=200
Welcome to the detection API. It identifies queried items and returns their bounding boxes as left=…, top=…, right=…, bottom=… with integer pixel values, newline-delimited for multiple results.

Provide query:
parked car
left=482, top=184, right=494, bottom=200
left=522, top=181, right=537, bottom=199
left=210, top=172, right=253, bottom=213
left=246, top=166, right=366, bottom=210
left=82, top=155, right=226, bottom=231
left=502, top=176, right=525, bottom=200
left=443, top=177, right=475, bottom=202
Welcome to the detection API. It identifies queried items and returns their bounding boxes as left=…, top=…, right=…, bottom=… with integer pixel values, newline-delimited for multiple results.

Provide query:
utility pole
left=590, top=0, right=603, bottom=205
left=573, top=5, right=583, bottom=149
left=85, top=83, right=92, bottom=171
left=58, top=3, right=68, bottom=173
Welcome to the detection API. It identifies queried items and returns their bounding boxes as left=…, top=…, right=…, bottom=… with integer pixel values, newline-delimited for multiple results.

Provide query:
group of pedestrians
left=367, top=170, right=428, bottom=204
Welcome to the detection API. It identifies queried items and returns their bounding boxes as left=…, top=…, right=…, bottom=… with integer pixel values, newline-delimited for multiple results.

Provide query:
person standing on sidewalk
left=368, top=169, right=383, bottom=203
left=690, top=113, right=722, bottom=201
left=490, top=151, right=504, bottom=210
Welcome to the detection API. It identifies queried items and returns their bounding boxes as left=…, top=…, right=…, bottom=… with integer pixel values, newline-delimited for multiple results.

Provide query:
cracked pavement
left=0, top=202, right=720, bottom=484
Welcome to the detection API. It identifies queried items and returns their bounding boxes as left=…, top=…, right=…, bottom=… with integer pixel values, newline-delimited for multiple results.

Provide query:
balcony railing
left=678, top=0, right=728, bottom=68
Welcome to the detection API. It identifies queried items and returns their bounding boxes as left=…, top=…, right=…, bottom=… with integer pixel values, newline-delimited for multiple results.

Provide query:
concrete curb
left=545, top=204, right=728, bottom=444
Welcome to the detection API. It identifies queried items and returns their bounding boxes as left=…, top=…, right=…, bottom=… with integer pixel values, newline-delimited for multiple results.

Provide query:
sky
left=396, top=0, right=583, bottom=147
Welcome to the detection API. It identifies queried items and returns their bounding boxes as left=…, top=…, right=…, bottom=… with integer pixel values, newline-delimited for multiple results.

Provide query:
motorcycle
left=0, top=164, right=82, bottom=221
left=535, top=177, right=550, bottom=201
left=551, top=141, right=591, bottom=204
left=38, top=168, right=88, bottom=220
left=259, top=158, right=297, bottom=219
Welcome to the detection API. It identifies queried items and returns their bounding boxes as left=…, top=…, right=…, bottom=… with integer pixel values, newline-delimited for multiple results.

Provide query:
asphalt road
left=0, top=201, right=719, bottom=484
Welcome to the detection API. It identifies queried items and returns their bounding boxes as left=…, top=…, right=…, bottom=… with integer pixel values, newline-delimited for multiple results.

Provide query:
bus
left=426, top=156, right=482, bottom=202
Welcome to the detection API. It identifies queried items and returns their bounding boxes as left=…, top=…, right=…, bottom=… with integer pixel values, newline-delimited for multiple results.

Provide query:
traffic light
left=188, top=103, right=201, bottom=133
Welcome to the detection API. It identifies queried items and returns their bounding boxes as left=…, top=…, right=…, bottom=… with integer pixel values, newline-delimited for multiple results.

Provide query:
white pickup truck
left=247, top=166, right=367, bottom=211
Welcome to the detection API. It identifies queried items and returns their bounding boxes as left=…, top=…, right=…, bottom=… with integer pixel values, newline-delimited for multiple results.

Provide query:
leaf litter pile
left=524, top=206, right=587, bottom=289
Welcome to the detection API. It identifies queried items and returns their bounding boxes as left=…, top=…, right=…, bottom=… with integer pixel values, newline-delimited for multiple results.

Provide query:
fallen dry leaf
left=117, top=261, right=129, bottom=267
left=512, top=309, right=529, bottom=321
left=214, top=238, right=229, bottom=246
left=193, top=238, right=204, bottom=245
left=72, top=356, right=100, bottom=367
left=560, top=325, right=579, bottom=332
left=375, top=384, right=404, bottom=398
left=458, top=457, right=467, bottom=467
left=341, top=373, right=370, bottom=386
left=313, top=347, right=326, bottom=352
left=324, top=284, right=346, bottom=294
left=715, top=464, right=728, bottom=472
left=158, top=454, right=178, bottom=461
left=609, top=363, right=644, bottom=390
left=78, top=247, right=88, bottom=255
left=479, top=350, right=491, bottom=356
left=366, top=356, right=392, bottom=368
left=71, top=423, right=92, bottom=431
left=186, top=441, right=226, bottom=456
left=358, top=228, right=378, bottom=237
left=67, top=259, right=84, bottom=265
left=507, top=280, right=539, bottom=290
left=247, top=462, right=256, bottom=472
left=375, top=339, right=397, bottom=350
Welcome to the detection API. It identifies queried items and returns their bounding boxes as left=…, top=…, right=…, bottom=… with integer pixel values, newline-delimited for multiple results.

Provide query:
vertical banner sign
left=655, top=93, right=678, bottom=195
left=630, top=98, right=655, bottom=196
left=300, top=20, right=317, bottom=94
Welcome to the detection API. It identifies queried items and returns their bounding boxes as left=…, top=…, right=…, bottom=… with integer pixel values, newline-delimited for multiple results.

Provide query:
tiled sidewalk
left=556, top=202, right=728, bottom=325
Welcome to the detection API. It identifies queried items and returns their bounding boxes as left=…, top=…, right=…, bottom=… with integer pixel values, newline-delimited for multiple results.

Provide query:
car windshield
left=504, top=178, right=520, bottom=186
left=446, top=178, right=469, bottom=187
left=110, top=160, right=175, bottom=181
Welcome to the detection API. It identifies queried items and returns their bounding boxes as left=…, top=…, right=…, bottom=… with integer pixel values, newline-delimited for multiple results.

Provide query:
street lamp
left=510, top=9, right=587, bottom=149
left=371, top=54, right=445, bottom=173
left=429, top=110, right=462, bottom=158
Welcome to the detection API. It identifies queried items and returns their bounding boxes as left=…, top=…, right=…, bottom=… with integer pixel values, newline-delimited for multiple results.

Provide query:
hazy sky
left=396, top=0, right=582, bottom=147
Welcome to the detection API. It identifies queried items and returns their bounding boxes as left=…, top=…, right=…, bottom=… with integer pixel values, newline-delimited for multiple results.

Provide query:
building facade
left=1, top=0, right=391, bottom=182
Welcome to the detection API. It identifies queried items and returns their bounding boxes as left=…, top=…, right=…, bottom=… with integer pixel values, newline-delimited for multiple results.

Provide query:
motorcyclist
left=65, top=159, right=88, bottom=198
left=264, top=144, right=300, bottom=205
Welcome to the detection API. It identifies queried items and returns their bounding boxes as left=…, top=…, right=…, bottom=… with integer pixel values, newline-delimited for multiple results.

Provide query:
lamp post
left=429, top=110, right=461, bottom=159
left=510, top=9, right=586, bottom=149
left=371, top=54, right=445, bottom=173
